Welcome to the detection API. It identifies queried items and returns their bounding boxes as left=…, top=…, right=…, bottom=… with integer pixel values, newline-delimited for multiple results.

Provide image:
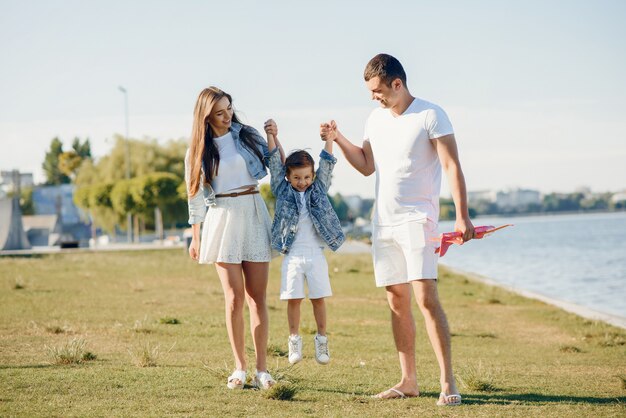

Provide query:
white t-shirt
left=210, top=132, right=258, bottom=193
left=364, top=98, right=454, bottom=226
left=290, top=191, right=324, bottom=250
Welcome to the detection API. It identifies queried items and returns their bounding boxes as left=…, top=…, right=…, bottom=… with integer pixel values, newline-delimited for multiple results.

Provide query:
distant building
left=496, top=188, right=541, bottom=209
left=468, top=190, right=497, bottom=203
left=0, top=196, right=31, bottom=250
left=22, top=214, right=62, bottom=246
left=343, top=195, right=363, bottom=214
left=31, top=184, right=91, bottom=245
left=611, top=191, right=626, bottom=203
left=0, top=170, right=34, bottom=194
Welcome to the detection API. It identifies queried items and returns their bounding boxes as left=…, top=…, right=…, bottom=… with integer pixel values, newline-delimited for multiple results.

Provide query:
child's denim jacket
left=185, top=122, right=269, bottom=225
left=267, top=147, right=345, bottom=254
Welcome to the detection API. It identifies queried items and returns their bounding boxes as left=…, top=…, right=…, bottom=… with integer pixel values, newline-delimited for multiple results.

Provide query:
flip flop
left=436, top=392, right=462, bottom=406
left=373, top=388, right=418, bottom=399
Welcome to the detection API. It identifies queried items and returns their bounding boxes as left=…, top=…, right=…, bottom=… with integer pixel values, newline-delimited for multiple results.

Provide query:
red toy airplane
left=434, top=224, right=513, bottom=257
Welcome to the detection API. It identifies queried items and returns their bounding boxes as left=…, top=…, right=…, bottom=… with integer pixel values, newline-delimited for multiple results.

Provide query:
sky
left=1, top=0, right=625, bottom=198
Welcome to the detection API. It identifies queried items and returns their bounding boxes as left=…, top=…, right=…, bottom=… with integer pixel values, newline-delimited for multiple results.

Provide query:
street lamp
left=118, top=86, right=132, bottom=243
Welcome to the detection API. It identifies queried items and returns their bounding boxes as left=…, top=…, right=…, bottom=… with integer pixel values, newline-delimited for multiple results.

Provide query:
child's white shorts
left=371, top=220, right=439, bottom=287
left=280, top=246, right=332, bottom=300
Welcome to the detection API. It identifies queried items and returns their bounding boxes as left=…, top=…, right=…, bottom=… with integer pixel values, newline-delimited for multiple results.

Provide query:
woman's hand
left=320, top=120, right=338, bottom=141
left=188, top=237, right=200, bottom=260
left=264, top=119, right=278, bottom=137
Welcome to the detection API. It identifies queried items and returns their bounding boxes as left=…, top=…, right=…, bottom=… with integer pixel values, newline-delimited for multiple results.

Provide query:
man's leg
left=376, top=283, right=420, bottom=398
left=411, top=279, right=458, bottom=395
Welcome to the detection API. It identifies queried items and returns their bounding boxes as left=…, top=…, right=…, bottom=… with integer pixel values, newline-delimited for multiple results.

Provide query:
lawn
left=1, top=248, right=624, bottom=417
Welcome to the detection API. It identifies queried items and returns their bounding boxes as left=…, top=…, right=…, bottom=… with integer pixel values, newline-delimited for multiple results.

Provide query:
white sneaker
left=288, top=334, right=302, bottom=364
left=314, top=334, right=330, bottom=365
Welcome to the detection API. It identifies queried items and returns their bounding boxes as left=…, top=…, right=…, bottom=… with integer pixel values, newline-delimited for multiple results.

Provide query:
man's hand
left=264, top=119, right=278, bottom=137
left=455, top=216, right=475, bottom=243
left=320, top=120, right=338, bottom=141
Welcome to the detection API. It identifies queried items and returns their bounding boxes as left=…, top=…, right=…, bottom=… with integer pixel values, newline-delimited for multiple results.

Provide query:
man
left=320, top=53, right=474, bottom=406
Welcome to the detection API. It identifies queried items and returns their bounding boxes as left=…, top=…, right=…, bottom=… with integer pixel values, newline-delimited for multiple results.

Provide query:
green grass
left=1, top=249, right=625, bottom=417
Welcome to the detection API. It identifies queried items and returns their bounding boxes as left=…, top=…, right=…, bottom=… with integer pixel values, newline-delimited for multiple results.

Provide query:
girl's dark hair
left=202, top=93, right=265, bottom=182
left=285, top=150, right=315, bottom=176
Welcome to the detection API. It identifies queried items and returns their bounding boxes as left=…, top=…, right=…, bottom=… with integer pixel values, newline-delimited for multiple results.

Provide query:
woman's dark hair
left=202, top=94, right=265, bottom=183
left=285, top=150, right=315, bottom=176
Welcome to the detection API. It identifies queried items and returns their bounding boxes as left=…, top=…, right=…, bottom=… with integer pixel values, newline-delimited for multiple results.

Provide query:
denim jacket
left=267, top=147, right=345, bottom=253
left=185, top=122, right=269, bottom=225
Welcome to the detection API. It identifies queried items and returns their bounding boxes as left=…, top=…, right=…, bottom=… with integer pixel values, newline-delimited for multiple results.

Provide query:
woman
left=185, top=86, right=283, bottom=390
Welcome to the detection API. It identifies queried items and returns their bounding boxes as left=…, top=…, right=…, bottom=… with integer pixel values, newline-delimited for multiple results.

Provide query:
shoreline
left=338, top=240, right=626, bottom=330
left=441, top=264, right=626, bottom=330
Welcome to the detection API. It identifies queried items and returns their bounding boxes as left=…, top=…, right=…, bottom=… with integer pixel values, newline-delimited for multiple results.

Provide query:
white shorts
left=280, top=247, right=332, bottom=300
left=371, top=221, right=438, bottom=287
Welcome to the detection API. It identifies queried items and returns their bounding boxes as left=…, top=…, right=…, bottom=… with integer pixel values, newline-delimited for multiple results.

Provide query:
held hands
left=264, top=119, right=278, bottom=138
left=320, top=120, right=338, bottom=142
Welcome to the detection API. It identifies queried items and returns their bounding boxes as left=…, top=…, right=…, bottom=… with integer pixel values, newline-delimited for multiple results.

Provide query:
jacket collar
left=230, top=122, right=243, bottom=135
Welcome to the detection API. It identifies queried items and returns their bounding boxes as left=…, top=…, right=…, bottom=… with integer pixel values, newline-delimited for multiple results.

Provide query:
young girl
left=263, top=120, right=345, bottom=365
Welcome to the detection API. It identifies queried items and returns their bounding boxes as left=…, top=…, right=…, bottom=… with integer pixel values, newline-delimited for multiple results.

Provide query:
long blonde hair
left=187, top=87, right=229, bottom=196
left=188, top=87, right=265, bottom=196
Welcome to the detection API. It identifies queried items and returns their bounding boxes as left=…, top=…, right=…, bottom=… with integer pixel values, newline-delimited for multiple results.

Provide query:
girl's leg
left=287, top=299, right=303, bottom=335
left=215, top=262, right=247, bottom=377
left=310, top=297, right=326, bottom=336
left=242, top=261, right=270, bottom=372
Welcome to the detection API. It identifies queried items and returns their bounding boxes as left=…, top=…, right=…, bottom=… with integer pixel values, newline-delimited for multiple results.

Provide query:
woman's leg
left=215, top=262, right=247, bottom=379
left=310, top=298, right=326, bottom=336
left=242, top=261, right=270, bottom=372
left=287, top=299, right=303, bottom=335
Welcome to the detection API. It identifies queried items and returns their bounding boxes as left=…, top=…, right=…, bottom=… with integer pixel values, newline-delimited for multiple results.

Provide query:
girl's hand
left=264, top=119, right=278, bottom=137
left=188, top=237, right=200, bottom=261
left=320, top=120, right=338, bottom=141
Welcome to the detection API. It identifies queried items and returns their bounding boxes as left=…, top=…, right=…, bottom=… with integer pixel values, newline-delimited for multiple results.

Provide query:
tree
left=72, top=136, right=189, bottom=235
left=330, top=193, right=350, bottom=222
left=130, top=173, right=182, bottom=240
left=72, top=137, right=92, bottom=159
left=43, top=137, right=70, bottom=185
left=73, top=182, right=119, bottom=235
left=58, top=151, right=83, bottom=180
left=9, top=187, right=34, bottom=215
left=110, top=180, right=135, bottom=223
left=260, top=183, right=275, bottom=217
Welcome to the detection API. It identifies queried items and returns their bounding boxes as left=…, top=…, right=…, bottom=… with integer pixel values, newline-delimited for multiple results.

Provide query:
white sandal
left=227, top=369, right=246, bottom=390
left=436, top=392, right=462, bottom=406
left=253, top=370, right=276, bottom=390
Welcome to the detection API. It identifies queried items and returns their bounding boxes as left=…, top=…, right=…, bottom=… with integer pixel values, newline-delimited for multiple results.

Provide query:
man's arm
left=320, top=120, right=375, bottom=176
left=434, top=134, right=475, bottom=242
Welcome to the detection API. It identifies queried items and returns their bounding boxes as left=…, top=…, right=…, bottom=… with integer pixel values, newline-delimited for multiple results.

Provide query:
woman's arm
left=264, top=119, right=286, bottom=195
left=189, top=223, right=201, bottom=260
left=264, top=119, right=285, bottom=163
